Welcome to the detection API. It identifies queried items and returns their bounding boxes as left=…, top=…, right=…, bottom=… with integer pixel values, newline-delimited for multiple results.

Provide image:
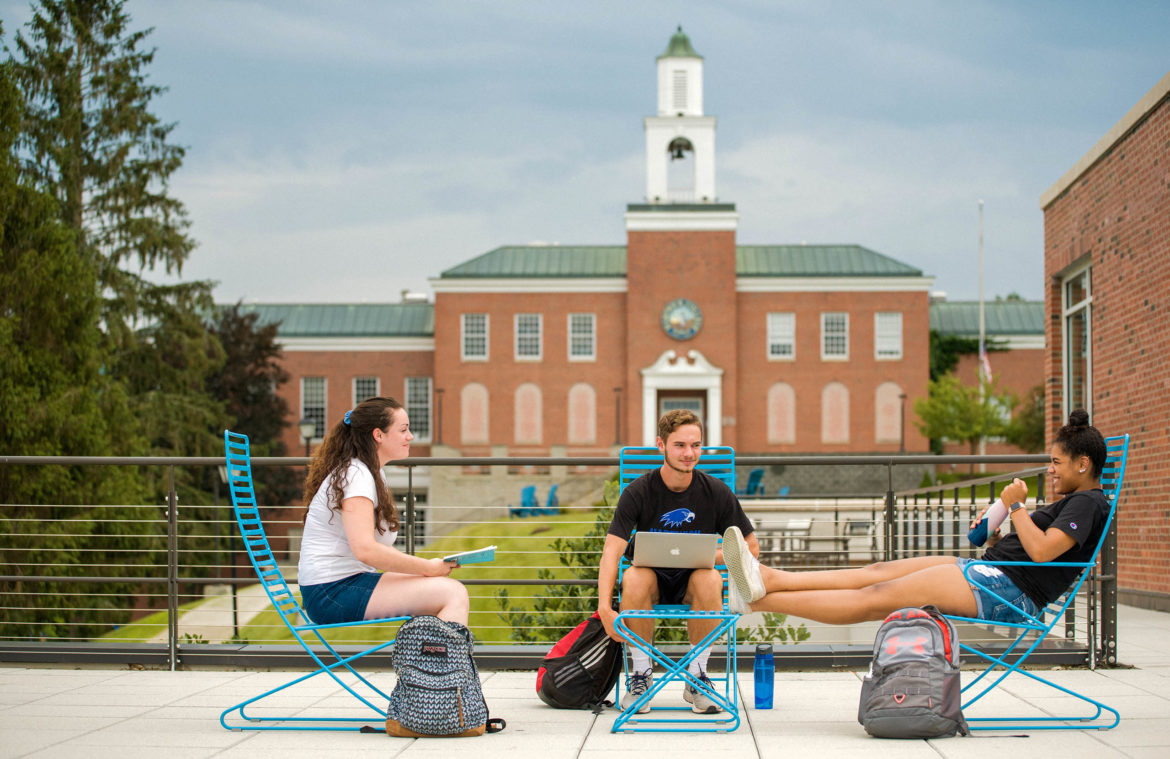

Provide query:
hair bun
left=1067, top=408, right=1090, bottom=428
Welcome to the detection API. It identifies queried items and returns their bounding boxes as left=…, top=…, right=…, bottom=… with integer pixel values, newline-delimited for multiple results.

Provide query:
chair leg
left=220, top=635, right=396, bottom=731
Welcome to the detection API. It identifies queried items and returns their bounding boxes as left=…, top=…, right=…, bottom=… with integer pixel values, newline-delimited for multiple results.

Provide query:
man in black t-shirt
left=598, top=410, right=758, bottom=715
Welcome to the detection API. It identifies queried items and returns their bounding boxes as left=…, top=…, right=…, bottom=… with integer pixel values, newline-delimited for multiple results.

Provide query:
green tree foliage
left=914, top=373, right=1016, bottom=464
left=1007, top=384, right=1046, bottom=453
left=0, top=39, right=157, bottom=640
left=928, top=330, right=980, bottom=382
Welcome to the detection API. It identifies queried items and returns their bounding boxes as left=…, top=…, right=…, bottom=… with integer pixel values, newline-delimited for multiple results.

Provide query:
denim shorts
left=956, top=558, right=1040, bottom=624
left=299, top=572, right=381, bottom=625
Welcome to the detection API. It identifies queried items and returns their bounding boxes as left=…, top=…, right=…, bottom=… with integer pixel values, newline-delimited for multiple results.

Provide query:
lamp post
left=434, top=388, right=444, bottom=445
left=899, top=393, right=908, bottom=453
left=297, top=418, right=315, bottom=458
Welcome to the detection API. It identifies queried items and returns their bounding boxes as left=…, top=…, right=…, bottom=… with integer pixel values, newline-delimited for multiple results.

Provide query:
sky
left=3, top=0, right=1168, bottom=305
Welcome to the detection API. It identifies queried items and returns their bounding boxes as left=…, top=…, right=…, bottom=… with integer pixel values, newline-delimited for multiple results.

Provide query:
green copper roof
left=236, top=303, right=434, bottom=337
left=736, top=245, right=924, bottom=277
left=930, top=300, right=1044, bottom=336
left=658, top=26, right=702, bottom=60
left=439, top=244, right=924, bottom=278
left=440, top=245, right=628, bottom=278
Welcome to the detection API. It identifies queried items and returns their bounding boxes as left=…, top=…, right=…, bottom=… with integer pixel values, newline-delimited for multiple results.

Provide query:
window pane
left=516, top=313, right=541, bottom=358
left=875, top=312, right=902, bottom=359
left=767, top=312, right=795, bottom=358
left=353, top=376, right=378, bottom=405
left=1066, top=308, right=1089, bottom=412
left=822, top=312, right=848, bottom=357
left=301, top=377, right=326, bottom=438
left=569, top=313, right=595, bottom=359
left=405, top=377, right=431, bottom=440
left=462, top=313, right=487, bottom=359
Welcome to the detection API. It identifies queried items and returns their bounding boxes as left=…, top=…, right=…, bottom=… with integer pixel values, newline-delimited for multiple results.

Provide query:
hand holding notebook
left=442, top=545, right=497, bottom=565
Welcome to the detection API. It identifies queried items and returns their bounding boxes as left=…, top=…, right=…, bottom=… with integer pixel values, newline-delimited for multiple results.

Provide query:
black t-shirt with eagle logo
left=608, top=469, right=755, bottom=561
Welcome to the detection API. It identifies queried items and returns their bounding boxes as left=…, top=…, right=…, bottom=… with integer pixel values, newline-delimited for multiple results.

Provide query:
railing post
left=884, top=463, right=897, bottom=561
left=405, top=465, right=416, bottom=555
left=167, top=465, right=179, bottom=671
left=1099, top=507, right=1119, bottom=667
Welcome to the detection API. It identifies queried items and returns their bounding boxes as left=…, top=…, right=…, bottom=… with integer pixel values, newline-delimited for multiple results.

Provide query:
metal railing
left=2, top=451, right=1112, bottom=671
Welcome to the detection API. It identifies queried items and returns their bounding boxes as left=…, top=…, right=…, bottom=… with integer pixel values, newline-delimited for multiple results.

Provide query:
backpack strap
left=486, top=716, right=507, bottom=733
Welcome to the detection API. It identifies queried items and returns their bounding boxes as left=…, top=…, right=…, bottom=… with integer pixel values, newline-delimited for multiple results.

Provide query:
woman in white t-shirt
left=297, top=396, right=468, bottom=625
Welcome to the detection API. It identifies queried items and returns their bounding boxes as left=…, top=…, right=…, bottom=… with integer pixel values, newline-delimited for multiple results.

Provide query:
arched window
left=514, top=383, right=542, bottom=445
left=567, top=383, right=596, bottom=444
left=821, top=382, right=850, bottom=444
left=460, top=383, right=489, bottom=444
left=875, top=382, right=904, bottom=444
left=766, top=382, right=796, bottom=444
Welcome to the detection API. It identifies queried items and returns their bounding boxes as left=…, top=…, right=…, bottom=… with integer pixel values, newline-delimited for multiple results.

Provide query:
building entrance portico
left=640, top=349, right=723, bottom=445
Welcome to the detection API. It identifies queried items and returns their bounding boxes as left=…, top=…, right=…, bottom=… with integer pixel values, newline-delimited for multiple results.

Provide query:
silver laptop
left=631, top=532, right=718, bottom=569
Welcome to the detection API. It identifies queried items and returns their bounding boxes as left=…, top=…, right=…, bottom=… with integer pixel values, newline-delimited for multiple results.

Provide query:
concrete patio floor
left=2, top=604, right=1169, bottom=759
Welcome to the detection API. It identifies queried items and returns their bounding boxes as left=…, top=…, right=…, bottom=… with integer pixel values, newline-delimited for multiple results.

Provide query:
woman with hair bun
left=296, top=396, right=469, bottom=626
left=721, top=409, right=1111, bottom=626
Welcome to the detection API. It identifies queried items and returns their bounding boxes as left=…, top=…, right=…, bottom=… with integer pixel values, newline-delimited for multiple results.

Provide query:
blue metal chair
left=612, top=446, right=740, bottom=733
left=539, top=483, right=560, bottom=515
left=219, top=430, right=410, bottom=732
left=508, top=484, right=540, bottom=517
left=740, top=468, right=764, bottom=496
left=942, top=433, right=1129, bottom=731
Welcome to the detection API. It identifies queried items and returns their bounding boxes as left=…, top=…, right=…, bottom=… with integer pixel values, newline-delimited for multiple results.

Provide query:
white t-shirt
left=297, top=459, right=399, bottom=586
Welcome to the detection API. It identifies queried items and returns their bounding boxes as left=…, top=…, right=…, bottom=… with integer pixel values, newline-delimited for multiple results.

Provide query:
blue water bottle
left=753, top=643, right=774, bottom=709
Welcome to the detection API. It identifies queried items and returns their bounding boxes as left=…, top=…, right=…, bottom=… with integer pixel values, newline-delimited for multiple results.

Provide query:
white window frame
left=301, top=376, right=327, bottom=440
left=514, top=313, right=542, bottom=361
left=1061, top=262, right=1093, bottom=419
left=405, top=376, right=433, bottom=443
left=353, top=376, right=379, bottom=406
left=874, top=312, right=903, bottom=360
left=461, top=313, right=489, bottom=361
left=766, top=312, right=796, bottom=361
left=821, top=312, right=849, bottom=360
left=568, top=313, right=596, bottom=361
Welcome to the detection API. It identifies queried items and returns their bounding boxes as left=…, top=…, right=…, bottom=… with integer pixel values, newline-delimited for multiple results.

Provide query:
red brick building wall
left=1041, top=75, right=1170, bottom=606
left=277, top=348, right=434, bottom=458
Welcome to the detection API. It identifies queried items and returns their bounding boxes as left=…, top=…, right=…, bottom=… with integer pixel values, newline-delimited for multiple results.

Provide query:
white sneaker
left=683, top=671, right=723, bottom=714
left=723, top=526, right=766, bottom=609
left=620, top=668, right=653, bottom=713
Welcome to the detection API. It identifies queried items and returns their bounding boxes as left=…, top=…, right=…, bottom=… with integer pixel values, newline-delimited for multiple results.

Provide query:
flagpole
left=978, top=199, right=986, bottom=470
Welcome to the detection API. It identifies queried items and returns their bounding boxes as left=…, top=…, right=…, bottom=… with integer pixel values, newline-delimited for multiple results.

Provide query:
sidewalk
left=2, top=604, right=1168, bottom=759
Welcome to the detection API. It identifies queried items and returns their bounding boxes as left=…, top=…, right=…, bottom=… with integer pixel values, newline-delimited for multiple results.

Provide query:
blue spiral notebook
left=442, top=545, right=497, bottom=565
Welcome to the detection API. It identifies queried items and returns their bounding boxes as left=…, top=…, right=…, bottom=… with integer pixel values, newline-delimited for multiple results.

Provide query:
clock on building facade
left=661, top=298, right=703, bottom=340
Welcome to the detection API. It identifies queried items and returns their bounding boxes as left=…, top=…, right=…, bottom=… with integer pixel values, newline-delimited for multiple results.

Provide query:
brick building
left=242, top=29, right=976, bottom=529
left=1040, top=72, right=1170, bottom=609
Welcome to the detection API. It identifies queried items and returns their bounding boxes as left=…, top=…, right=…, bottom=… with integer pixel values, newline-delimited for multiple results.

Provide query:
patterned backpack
left=858, top=606, right=969, bottom=738
left=384, top=616, right=505, bottom=737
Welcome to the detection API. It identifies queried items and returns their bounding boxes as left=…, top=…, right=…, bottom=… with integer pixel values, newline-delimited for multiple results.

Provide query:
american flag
left=979, top=342, right=993, bottom=381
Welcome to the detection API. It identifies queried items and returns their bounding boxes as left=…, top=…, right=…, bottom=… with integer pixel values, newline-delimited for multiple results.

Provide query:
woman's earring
left=1079, top=468, right=1086, bottom=473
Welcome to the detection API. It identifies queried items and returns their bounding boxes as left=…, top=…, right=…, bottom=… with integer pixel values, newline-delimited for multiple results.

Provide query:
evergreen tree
left=0, top=30, right=156, bottom=640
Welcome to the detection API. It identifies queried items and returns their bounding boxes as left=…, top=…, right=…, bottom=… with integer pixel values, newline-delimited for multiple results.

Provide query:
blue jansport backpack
left=384, top=616, right=505, bottom=737
left=858, top=606, right=969, bottom=738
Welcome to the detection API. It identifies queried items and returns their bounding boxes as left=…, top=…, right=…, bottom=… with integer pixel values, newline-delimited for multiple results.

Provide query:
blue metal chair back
left=224, top=430, right=307, bottom=627
left=618, top=446, right=736, bottom=493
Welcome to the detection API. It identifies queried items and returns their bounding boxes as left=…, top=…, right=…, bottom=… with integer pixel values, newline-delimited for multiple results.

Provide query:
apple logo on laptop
left=670, top=548, right=680, bottom=556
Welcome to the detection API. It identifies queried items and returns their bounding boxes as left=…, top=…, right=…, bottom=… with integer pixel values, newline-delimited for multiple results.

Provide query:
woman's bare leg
left=757, top=555, right=958, bottom=593
left=749, top=562, right=978, bottom=624
left=363, top=572, right=470, bottom=624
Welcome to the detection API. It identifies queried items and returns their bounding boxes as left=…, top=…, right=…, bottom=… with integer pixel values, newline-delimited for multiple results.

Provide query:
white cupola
left=644, top=26, right=717, bottom=204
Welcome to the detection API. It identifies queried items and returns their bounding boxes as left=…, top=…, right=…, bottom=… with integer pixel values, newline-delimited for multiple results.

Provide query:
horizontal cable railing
left=2, top=451, right=1109, bottom=671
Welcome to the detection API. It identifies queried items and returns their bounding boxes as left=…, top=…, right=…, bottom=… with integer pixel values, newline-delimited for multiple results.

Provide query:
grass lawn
left=233, top=509, right=605, bottom=646
left=101, top=599, right=203, bottom=642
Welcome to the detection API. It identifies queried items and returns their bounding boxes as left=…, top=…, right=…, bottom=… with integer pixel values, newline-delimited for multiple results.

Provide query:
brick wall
left=1042, top=90, right=1170, bottom=605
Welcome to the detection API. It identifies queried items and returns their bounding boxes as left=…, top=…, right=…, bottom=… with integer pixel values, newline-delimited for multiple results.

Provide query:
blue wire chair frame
left=219, top=430, right=410, bottom=732
left=611, top=446, right=741, bottom=733
left=942, top=433, right=1129, bottom=731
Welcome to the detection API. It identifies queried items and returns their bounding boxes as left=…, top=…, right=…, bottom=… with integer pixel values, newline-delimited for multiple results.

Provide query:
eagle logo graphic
left=659, top=508, right=696, bottom=528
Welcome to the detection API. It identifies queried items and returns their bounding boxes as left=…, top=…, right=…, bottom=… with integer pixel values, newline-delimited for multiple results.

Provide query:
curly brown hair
left=302, top=396, right=402, bottom=533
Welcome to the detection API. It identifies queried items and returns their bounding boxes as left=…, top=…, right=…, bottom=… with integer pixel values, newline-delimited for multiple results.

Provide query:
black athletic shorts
left=652, top=567, right=695, bottom=605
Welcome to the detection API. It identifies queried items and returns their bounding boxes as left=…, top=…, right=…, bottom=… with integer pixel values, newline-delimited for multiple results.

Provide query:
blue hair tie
left=343, top=410, right=353, bottom=426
